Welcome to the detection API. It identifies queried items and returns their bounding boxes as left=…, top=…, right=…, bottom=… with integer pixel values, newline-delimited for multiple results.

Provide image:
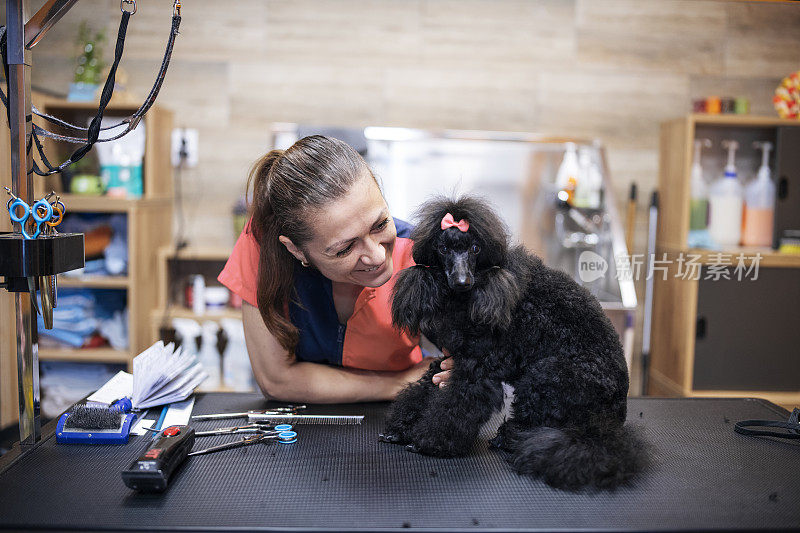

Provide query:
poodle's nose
left=451, top=275, right=473, bottom=292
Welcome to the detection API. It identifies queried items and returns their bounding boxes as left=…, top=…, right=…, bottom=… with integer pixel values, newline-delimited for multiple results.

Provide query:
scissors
left=6, top=194, right=52, bottom=240
left=42, top=193, right=64, bottom=311
left=4, top=188, right=64, bottom=324
left=193, top=423, right=293, bottom=437
left=187, top=430, right=298, bottom=457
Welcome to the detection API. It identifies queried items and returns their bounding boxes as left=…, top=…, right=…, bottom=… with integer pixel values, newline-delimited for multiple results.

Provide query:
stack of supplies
left=38, top=289, right=128, bottom=350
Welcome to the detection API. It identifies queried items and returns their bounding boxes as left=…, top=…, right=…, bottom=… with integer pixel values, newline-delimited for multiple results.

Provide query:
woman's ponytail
left=247, top=149, right=300, bottom=354
left=245, top=136, right=370, bottom=356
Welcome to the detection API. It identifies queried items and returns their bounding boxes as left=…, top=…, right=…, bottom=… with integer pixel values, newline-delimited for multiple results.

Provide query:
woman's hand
left=432, top=349, right=453, bottom=388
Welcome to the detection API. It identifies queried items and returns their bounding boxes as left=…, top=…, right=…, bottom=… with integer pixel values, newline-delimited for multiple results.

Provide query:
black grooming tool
left=122, top=425, right=195, bottom=492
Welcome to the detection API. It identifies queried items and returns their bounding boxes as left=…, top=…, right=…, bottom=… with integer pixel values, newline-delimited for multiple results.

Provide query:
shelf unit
left=1, top=98, right=173, bottom=428
left=150, top=245, right=238, bottom=341
left=650, top=114, right=800, bottom=409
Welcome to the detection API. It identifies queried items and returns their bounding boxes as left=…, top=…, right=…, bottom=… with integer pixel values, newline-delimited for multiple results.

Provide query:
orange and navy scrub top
left=218, top=218, right=422, bottom=371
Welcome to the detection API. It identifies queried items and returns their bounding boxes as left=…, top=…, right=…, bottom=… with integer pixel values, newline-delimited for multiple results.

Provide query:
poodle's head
left=410, top=196, right=509, bottom=292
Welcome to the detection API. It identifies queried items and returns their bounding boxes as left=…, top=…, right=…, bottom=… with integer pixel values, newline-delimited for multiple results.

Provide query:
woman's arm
left=242, top=302, right=433, bottom=403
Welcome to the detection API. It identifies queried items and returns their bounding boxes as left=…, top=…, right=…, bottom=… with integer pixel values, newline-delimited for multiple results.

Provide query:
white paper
left=131, top=417, right=156, bottom=436
left=86, top=370, right=133, bottom=405
left=160, top=397, right=195, bottom=428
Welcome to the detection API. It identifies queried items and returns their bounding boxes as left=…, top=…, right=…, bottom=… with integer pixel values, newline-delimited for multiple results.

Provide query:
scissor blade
left=27, top=277, right=40, bottom=315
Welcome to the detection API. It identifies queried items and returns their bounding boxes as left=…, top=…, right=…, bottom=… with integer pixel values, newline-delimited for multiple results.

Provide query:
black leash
left=0, top=1, right=182, bottom=176
left=735, top=408, right=800, bottom=440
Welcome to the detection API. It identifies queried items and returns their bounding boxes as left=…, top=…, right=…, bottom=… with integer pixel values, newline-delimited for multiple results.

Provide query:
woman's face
left=282, top=173, right=397, bottom=288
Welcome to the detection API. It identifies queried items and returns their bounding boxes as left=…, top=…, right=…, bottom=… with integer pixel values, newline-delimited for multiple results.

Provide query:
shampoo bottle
left=708, top=140, right=743, bottom=247
left=690, top=139, right=711, bottom=230
left=741, top=141, right=776, bottom=247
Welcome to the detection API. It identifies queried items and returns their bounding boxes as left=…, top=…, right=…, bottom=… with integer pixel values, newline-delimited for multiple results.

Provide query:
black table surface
left=0, top=393, right=798, bottom=532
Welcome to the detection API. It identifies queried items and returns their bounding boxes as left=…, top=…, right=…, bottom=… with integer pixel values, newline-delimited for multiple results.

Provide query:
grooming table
left=0, top=393, right=797, bottom=532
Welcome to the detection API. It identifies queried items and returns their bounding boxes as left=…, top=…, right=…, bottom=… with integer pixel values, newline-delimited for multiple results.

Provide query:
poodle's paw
left=490, top=421, right=516, bottom=451
left=378, top=432, right=406, bottom=444
left=489, top=432, right=508, bottom=450
left=404, top=429, right=471, bottom=458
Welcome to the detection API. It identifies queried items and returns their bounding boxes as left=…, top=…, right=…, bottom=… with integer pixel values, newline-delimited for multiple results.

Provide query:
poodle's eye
left=470, top=244, right=480, bottom=255
left=438, top=243, right=448, bottom=254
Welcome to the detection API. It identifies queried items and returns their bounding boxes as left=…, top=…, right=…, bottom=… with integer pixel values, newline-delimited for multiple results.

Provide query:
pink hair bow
left=441, top=213, right=469, bottom=232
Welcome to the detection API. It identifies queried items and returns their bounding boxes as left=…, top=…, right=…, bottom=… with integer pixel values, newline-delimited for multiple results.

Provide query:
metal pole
left=7, top=0, right=40, bottom=446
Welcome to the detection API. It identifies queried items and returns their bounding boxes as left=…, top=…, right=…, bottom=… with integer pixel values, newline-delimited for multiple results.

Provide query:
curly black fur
left=380, top=196, right=649, bottom=491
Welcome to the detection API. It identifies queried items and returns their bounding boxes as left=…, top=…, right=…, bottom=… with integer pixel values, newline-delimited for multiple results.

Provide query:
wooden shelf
left=651, top=114, right=800, bottom=405
left=651, top=371, right=800, bottom=410
left=659, top=246, right=800, bottom=268
left=690, top=113, right=800, bottom=128
left=57, top=275, right=131, bottom=289
left=40, top=100, right=144, bottom=113
left=49, top=194, right=171, bottom=212
left=159, top=245, right=233, bottom=261
left=39, top=347, right=131, bottom=364
left=153, top=306, right=242, bottom=322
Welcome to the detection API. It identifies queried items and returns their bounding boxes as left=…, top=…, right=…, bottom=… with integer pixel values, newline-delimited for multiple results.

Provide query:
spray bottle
left=220, top=318, right=254, bottom=392
left=574, top=146, right=603, bottom=209
left=741, top=142, right=775, bottom=247
left=708, top=140, right=743, bottom=247
left=556, top=142, right=580, bottom=206
left=690, top=139, right=712, bottom=231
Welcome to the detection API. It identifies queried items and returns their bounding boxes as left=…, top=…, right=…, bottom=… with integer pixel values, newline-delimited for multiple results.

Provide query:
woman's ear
left=469, top=267, right=522, bottom=330
left=278, top=235, right=308, bottom=264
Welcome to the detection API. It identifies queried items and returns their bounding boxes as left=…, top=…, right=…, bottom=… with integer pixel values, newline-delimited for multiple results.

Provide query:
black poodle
left=379, top=196, right=648, bottom=491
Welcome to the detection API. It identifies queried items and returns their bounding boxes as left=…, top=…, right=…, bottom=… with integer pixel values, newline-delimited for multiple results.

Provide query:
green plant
left=73, top=21, right=105, bottom=85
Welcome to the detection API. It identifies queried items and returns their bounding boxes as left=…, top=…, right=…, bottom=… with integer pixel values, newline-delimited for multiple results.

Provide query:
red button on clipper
left=162, top=426, right=181, bottom=436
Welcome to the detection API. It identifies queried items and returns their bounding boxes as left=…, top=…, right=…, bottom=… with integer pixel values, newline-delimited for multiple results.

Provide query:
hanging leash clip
left=121, top=0, right=136, bottom=15
left=174, top=0, right=182, bottom=17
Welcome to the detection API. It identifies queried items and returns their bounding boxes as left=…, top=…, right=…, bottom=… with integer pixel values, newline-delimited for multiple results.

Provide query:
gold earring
left=301, top=260, right=309, bottom=267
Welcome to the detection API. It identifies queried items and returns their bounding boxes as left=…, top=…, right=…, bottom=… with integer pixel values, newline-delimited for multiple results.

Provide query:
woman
left=218, top=135, right=452, bottom=403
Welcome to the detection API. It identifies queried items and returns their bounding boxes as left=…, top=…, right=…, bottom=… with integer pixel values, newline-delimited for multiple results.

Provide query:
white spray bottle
left=741, top=142, right=775, bottom=247
left=690, top=139, right=711, bottom=231
left=556, top=142, right=580, bottom=206
left=708, top=140, right=743, bottom=247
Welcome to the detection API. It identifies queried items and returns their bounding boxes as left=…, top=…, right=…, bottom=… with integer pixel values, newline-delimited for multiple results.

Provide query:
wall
left=10, top=0, right=798, bottom=247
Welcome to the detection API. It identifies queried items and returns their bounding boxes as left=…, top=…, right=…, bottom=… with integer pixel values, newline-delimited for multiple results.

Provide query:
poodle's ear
left=469, top=266, right=523, bottom=330
left=392, top=266, right=442, bottom=337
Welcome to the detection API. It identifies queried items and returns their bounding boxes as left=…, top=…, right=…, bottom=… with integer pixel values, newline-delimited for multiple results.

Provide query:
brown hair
left=247, top=135, right=370, bottom=354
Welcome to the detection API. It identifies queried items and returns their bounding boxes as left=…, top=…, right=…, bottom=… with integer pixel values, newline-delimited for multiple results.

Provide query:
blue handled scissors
left=7, top=197, right=53, bottom=240
left=187, top=430, right=298, bottom=457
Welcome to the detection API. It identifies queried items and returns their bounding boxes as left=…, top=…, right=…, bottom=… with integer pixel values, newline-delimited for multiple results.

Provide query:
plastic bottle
left=220, top=318, right=254, bottom=392
left=741, top=141, right=776, bottom=247
left=708, top=140, right=743, bottom=247
left=574, top=147, right=603, bottom=209
left=198, top=321, right=222, bottom=391
left=192, top=275, right=206, bottom=316
left=556, top=143, right=580, bottom=206
left=173, top=318, right=219, bottom=391
left=689, top=139, right=712, bottom=230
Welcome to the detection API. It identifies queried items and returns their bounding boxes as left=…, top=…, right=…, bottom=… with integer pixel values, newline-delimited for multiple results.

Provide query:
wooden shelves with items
left=151, top=245, right=238, bottom=340
left=650, top=114, right=800, bottom=410
left=0, top=98, right=174, bottom=428
left=34, top=98, right=173, bottom=201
